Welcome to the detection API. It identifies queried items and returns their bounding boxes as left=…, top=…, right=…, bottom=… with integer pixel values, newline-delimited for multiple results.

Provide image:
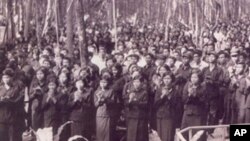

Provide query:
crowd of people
left=1, top=17, right=250, bottom=141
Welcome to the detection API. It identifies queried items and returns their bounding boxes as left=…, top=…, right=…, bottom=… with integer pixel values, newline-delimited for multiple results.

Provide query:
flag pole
left=112, top=0, right=118, bottom=50
left=55, top=0, right=59, bottom=46
left=195, top=0, right=199, bottom=46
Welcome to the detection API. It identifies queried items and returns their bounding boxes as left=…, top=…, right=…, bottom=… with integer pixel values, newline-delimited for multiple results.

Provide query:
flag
left=42, top=0, right=54, bottom=36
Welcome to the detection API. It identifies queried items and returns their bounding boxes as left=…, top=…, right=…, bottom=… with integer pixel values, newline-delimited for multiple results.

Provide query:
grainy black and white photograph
left=0, top=0, right=250, bottom=141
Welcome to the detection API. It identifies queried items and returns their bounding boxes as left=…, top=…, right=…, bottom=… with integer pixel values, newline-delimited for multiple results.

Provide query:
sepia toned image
left=0, top=0, right=250, bottom=141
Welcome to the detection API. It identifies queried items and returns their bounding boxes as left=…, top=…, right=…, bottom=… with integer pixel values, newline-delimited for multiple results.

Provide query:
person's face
left=18, top=57, right=25, bottom=65
left=112, top=67, right=118, bottom=76
left=145, top=56, right=152, bottom=64
left=141, top=48, right=147, bottom=54
left=173, top=52, right=181, bottom=60
left=74, top=64, right=80, bottom=69
left=115, top=55, right=124, bottom=64
left=106, top=59, right=114, bottom=68
left=73, top=51, right=79, bottom=58
left=149, top=47, right=157, bottom=55
left=2, top=75, right=12, bottom=85
left=166, top=58, right=175, bottom=67
left=218, top=54, right=226, bottom=64
left=133, top=79, right=141, bottom=89
left=80, top=70, right=88, bottom=78
left=36, top=70, right=45, bottom=81
left=159, top=67, right=168, bottom=76
left=231, top=54, right=238, bottom=63
left=182, top=57, right=190, bottom=65
left=102, top=72, right=112, bottom=78
left=100, top=80, right=108, bottom=89
left=43, top=50, right=50, bottom=56
left=59, top=73, right=68, bottom=83
left=207, top=45, right=214, bottom=52
left=193, top=54, right=200, bottom=63
left=238, top=55, right=245, bottom=64
left=156, top=59, right=164, bottom=66
left=48, top=82, right=56, bottom=90
left=7, top=53, right=14, bottom=60
left=163, top=75, right=172, bottom=86
left=118, top=45, right=124, bottom=51
left=163, top=49, right=170, bottom=56
left=209, top=54, right=216, bottom=63
left=191, top=73, right=199, bottom=84
left=132, top=48, right=139, bottom=54
left=238, top=46, right=244, bottom=52
left=62, top=59, right=70, bottom=67
left=225, top=41, right=231, bottom=49
left=130, top=57, right=138, bottom=65
left=43, top=60, right=51, bottom=68
left=235, top=64, right=244, bottom=75
left=61, top=67, right=70, bottom=74
left=76, top=80, right=84, bottom=90
left=88, top=46, right=95, bottom=53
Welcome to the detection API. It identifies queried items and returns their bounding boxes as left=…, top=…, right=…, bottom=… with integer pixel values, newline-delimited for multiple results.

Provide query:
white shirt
left=91, top=54, right=106, bottom=72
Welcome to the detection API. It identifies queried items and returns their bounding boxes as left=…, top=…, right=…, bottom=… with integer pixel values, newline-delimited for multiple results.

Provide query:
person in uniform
left=154, top=72, right=181, bottom=141
left=143, top=53, right=156, bottom=80
left=175, top=52, right=192, bottom=127
left=175, top=52, right=192, bottom=97
left=236, top=63, right=250, bottom=123
left=123, top=74, right=149, bottom=141
left=165, top=56, right=178, bottom=75
left=217, top=51, right=231, bottom=124
left=202, top=52, right=224, bottom=125
left=230, top=63, right=247, bottom=123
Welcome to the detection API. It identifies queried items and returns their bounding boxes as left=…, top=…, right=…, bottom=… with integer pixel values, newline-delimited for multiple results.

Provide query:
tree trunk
left=188, top=1, right=193, bottom=29
left=66, top=0, right=74, bottom=57
left=35, top=0, right=42, bottom=48
left=75, top=0, right=88, bottom=66
left=24, top=0, right=32, bottom=41
left=58, top=0, right=66, bottom=27
left=195, top=0, right=199, bottom=45
left=7, top=0, right=15, bottom=41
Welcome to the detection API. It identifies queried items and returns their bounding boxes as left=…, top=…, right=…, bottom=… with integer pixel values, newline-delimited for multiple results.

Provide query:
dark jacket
left=123, top=82, right=149, bottom=119
left=41, top=90, right=60, bottom=128
left=154, top=86, right=181, bottom=118
left=0, top=82, right=25, bottom=124
left=94, top=88, right=118, bottom=118
left=68, top=89, right=94, bottom=121
left=182, top=82, right=207, bottom=116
